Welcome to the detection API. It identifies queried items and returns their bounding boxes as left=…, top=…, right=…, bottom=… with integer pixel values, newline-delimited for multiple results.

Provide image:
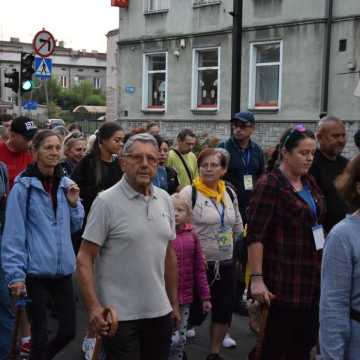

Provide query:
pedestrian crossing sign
left=34, top=56, right=52, bottom=79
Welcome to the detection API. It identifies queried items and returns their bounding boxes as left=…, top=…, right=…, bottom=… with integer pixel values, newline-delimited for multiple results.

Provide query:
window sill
left=248, top=108, right=279, bottom=114
left=193, top=1, right=221, bottom=9
left=144, top=9, right=169, bottom=16
left=191, top=108, right=218, bottom=114
left=142, top=108, right=166, bottom=114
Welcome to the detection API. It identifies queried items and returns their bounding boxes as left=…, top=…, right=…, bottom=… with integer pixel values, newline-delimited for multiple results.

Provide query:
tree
left=31, top=77, right=106, bottom=111
left=32, top=76, right=62, bottom=104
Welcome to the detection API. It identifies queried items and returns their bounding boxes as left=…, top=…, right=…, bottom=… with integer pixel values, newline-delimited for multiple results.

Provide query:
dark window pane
left=148, top=72, right=166, bottom=108
left=255, top=65, right=279, bottom=107
left=198, top=50, right=218, bottom=68
left=197, top=69, right=218, bottom=107
left=148, top=54, right=166, bottom=71
left=256, top=44, right=280, bottom=63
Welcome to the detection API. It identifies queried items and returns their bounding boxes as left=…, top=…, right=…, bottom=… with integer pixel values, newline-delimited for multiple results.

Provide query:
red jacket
left=173, top=224, right=210, bottom=305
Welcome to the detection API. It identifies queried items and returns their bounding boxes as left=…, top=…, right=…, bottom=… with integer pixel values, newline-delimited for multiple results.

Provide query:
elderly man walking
left=77, top=133, right=179, bottom=360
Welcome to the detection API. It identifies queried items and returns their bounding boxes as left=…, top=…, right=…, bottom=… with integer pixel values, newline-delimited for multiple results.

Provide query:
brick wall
left=120, top=119, right=360, bottom=159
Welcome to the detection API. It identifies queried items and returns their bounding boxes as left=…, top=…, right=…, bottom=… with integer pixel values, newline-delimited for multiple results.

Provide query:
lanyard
left=211, top=200, right=225, bottom=227
left=298, top=185, right=318, bottom=222
left=237, top=147, right=251, bottom=174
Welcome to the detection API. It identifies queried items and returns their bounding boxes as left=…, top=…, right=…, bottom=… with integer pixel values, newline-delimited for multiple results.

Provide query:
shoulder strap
left=226, top=185, right=235, bottom=205
left=192, top=183, right=235, bottom=209
left=191, top=185, right=197, bottom=209
left=172, top=148, right=193, bottom=184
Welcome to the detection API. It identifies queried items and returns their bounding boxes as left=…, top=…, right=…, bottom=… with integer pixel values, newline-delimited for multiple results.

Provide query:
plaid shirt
left=246, top=168, right=326, bottom=308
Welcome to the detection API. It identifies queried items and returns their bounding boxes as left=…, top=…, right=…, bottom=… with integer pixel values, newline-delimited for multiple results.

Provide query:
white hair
left=123, top=133, right=158, bottom=154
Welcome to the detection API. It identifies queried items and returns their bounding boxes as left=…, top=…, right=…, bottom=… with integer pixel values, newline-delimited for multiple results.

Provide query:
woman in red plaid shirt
left=247, top=125, right=326, bottom=360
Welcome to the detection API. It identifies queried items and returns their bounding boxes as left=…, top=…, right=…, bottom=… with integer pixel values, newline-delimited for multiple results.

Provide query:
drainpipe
left=231, top=0, right=243, bottom=117
left=320, top=0, right=334, bottom=117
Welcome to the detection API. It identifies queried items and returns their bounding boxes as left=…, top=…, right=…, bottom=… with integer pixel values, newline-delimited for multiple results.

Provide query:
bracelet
left=250, top=274, right=263, bottom=278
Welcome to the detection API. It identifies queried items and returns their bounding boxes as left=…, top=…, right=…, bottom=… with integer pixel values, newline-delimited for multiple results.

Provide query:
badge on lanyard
left=215, top=226, right=233, bottom=252
left=243, top=175, right=254, bottom=191
left=312, top=224, right=325, bottom=251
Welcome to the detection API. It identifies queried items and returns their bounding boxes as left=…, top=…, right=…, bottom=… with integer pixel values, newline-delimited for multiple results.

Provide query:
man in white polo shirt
left=77, top=133, right=179, bottom=360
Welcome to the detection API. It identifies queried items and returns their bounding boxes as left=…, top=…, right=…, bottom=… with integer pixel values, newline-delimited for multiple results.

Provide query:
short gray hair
left=317, top=115, right=344, bottom=132
left=123, top=133, right=159, bottom=154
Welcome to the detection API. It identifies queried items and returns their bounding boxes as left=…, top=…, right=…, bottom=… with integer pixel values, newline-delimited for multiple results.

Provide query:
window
left=249, top=41, right=282, bottom=109
left=192, top=48, right=220, bottom=110
left=59, top=75, right=67, bottom=88
left=93, top=77, right=101, bottom=89
left=145, top=0, right=168, bottom=12
left=142, top=53, right=167, bottom=111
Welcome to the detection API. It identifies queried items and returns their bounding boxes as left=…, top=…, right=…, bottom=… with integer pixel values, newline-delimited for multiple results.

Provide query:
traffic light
left=4, top=70, right=19, bottom=93
left=20, top=52, right=35, bottom=93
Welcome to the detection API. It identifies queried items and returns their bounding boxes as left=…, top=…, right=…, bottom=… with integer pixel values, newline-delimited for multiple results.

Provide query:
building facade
left=0, top=38, right=106, bottom=108
left=114, top=0, right=360, bottom=155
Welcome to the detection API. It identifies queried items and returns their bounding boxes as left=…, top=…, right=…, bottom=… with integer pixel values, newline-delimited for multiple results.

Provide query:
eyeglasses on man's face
left=123, top=153, right=158, bottom=166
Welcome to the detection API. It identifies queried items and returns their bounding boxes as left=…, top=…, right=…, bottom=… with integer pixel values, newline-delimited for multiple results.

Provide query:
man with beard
left=310, top=116, right=349, bottom=233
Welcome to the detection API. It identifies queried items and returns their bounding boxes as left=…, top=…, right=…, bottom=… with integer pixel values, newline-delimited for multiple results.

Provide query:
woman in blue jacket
left=1, top=130, right=84, bottom=360
left=320, top=154, right=360, bottom=359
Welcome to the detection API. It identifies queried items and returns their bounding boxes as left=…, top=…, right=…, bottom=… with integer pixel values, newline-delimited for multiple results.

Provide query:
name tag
left=312, top=224, right=325, bottom=251
left=215, top=226, right=233, bottom=252
left=244, top=175, right=254, bottom=191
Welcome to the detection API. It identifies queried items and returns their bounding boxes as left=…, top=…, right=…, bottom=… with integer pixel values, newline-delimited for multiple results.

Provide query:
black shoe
left=206, top=354, right=224, bottom=360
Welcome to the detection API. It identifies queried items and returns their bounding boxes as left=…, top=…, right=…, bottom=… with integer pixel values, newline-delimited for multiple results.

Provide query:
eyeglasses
left=124, top=153, right=158, bottom=166
left=233, top=122, right=253, bottom=129
left=282, top=124, right=306, bottom=149
left=200, top=162, right=221, bottom=170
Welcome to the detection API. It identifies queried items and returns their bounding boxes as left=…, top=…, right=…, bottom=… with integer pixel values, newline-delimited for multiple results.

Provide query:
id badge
left=215, top=227, right=233, bottom=252
left=312, top=224, right=325, bottom=251
left=244, top=175, right=254, bottom=191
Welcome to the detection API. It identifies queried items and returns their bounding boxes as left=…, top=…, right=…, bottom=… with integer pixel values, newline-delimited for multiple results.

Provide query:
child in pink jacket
left=170, top=194, right=211, bottom=360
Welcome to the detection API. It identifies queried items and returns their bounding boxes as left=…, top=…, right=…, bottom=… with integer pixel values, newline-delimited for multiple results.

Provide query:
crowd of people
left=0, top=112, right=360, bottom=360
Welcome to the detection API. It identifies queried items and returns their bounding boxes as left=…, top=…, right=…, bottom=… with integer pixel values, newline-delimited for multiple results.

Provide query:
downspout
left=231, top=0, right=243, bottom=117
left=320, top=0, right=334, bottom=117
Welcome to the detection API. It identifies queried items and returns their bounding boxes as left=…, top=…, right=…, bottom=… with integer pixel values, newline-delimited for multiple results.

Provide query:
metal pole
left=231, top=0, right=243, bottom=117
left=320, top=0, right=334, bottom=117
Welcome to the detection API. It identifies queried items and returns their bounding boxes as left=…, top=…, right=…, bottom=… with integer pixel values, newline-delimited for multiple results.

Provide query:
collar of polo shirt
left=121, top=176, right=158, bottom=200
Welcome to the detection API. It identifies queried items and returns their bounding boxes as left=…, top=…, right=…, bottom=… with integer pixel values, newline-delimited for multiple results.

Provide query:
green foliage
left=31, top=77, right=105, bottom=111
left=47, top=101, right=62, bottom=118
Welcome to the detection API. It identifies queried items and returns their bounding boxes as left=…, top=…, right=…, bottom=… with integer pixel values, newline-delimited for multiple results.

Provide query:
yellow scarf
left=193, top=176, right=226, bottom=204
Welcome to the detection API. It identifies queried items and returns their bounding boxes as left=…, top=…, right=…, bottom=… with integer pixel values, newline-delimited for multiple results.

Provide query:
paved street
left=54, top=302, right=256, bottom=360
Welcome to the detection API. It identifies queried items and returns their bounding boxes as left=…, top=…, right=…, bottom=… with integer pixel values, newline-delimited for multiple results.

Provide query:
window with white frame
left=249, top=41, right=282, bottom=109
left=192, top=48, right=220, bottom=110
left=93, top=77, right=101, bottom=89
left=146, top=0, right=168, bottom=12
left=59, top=75, right=67, bottom=88
left=142, top=53, right=167, bottom=110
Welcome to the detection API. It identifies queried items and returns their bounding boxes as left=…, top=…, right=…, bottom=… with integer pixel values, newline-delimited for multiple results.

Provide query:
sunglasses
left=282, top=124, right=306, bottom=149
left=64, top=131, right=84, bottom=144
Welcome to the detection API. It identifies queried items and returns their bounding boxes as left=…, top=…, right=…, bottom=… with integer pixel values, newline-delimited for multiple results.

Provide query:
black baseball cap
left=10, top=116, right=38, bottom=140
left=231, top=111, right=255, bottom=125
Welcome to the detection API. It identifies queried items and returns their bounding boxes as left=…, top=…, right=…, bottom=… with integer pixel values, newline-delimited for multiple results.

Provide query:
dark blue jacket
left=218, top=137, right=264, bottom=222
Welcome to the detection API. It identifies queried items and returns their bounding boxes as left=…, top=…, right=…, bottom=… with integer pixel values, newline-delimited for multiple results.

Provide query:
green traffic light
left=22, top=80, right=32, bottom=92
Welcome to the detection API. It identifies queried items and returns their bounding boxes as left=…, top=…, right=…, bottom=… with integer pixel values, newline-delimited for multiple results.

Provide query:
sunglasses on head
left=282, top=124, right=307, bottom=148
left=64, top=131, right=84, bottom=143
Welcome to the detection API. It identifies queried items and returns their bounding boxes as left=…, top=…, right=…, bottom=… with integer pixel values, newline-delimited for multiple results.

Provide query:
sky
left=0, top=0, right=119, bottom=53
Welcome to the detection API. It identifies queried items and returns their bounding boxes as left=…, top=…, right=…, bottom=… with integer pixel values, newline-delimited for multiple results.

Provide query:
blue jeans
left=0, top=267, right=14, bottom=360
